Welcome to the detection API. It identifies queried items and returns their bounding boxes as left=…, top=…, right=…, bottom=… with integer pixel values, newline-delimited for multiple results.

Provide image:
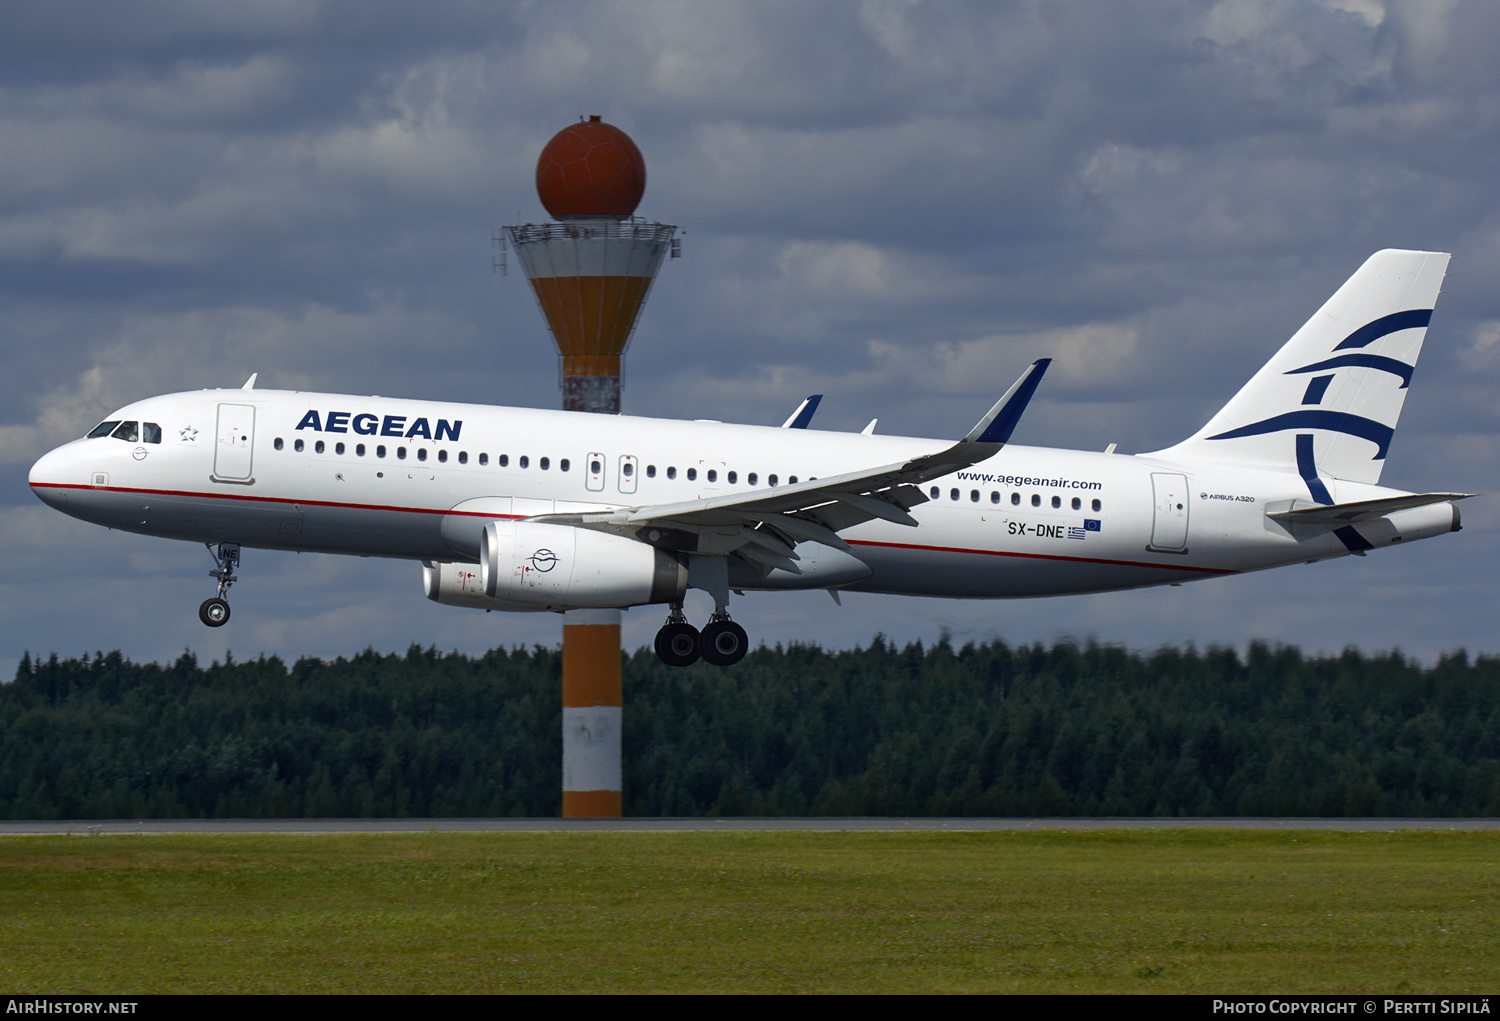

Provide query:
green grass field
left=0, top=829, right=1495, bottom=994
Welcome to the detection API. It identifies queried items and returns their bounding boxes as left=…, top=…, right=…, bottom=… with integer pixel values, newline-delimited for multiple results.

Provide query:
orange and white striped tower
left=505, top=116, right=678, bottom=817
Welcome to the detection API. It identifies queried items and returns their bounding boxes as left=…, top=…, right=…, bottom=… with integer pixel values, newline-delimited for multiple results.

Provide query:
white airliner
left=29, top=250, right=1469, bottom=666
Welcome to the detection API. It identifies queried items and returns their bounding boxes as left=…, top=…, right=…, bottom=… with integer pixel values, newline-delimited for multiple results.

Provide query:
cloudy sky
left=3, top=0, right=1497, bottom=674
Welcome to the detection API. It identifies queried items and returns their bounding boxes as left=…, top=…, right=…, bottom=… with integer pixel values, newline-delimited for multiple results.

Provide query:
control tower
left=506, top=116, right=678, bottom=414
left=504, top=117, right=677, bottom=817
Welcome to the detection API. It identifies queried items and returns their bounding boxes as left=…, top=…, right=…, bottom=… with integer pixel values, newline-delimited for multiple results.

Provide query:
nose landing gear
left=199, top=543, right=240, bottom=628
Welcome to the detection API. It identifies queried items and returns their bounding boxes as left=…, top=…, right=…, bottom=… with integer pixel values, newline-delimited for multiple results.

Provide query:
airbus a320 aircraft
left=29, top=250, right=1469, bottom=666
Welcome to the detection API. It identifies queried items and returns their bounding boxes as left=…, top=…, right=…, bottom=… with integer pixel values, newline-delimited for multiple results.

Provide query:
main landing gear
left=199, top=543, right=240, bottom=628
left=654, top=605, right=749, bottom=668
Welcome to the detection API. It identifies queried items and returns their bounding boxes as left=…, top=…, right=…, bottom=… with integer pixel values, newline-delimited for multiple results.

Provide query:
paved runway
left=3, top=817, right=1497, bottom=835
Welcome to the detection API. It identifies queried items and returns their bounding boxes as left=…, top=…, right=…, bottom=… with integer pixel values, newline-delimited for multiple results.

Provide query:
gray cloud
left=3, top=0, right=1497, bottom=674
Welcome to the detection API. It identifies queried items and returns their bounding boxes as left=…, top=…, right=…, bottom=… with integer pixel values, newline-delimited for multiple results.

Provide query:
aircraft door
left=585, top=452, right=605, bottom=492
left=618, top=454, right=638, bottom=495
left=213, top=404, right=256, bottom=482
left=1148, top=472, right=1189, bottom=552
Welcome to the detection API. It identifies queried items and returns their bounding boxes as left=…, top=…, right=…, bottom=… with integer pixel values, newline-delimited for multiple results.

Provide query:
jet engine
left=423, top=560, right=551, bottom=612
left=477, top=520, right=687, bottom=610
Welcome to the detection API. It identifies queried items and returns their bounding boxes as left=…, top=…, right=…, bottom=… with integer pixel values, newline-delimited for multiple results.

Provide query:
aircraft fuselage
left=29, top=387, right=1458, bottom=604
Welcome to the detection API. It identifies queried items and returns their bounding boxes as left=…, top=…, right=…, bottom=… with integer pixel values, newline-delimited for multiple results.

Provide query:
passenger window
left=479, top=453, right=488, bottom=465
left=1051, top=495, right=1061, bottom=509
left=315, top=440, right=325, bottom=454
left=294, top=439, right=304, bottom=452
left=498, top=454, right=508, bottom=467
left=622, top=462, right=633, bottom=477
left=111, top=421, right=139, bottom=442
left=560, top=459, right=570, bottom=472
left=336, top=442, right=346, bottom=455
left=667, top=466, right=677, bottom=480
left=789, top=476, right=798, bottom=484
left=930, top=486, right=940, bottom=499
left=520, top=455, right=529, bottom=469
left=707, top=469, right=717, bottom=482
left=687, top=468, right=697, bottom=481
left=1072, top=497, right=1081, bottom=510
left=417, top=448, right=426, bottom=462
left=950, top=488, right=959, bottom=501
left=377, top=445, right=386, bottom=458
left=540, top=457, right=550, bottom=470
left=970, top=490, right=980, bottom=503
left=88, top=421, right=121, bottom=439
left=590, top=459, right=602, bottom=474
left=770, top=474, right=779, bottom=487
left=646, top=464, right=656, bottom=478
left=142, top=423, right=161, bottom=444
left=438, top=450, right=447, bottom=463
left=1092, top=498, right=1102, bottom=512
left=397, top=447, right=407, bottom=460
left=357, top=444, right=366, bottom=456
left=1011, top=492, right=1020, bottom=506
left=991, top=491, right=1000, bottom=504
left=728, top=471, right=737, bottom=484
left=274, top=437, right=284, bottom=451
left=748, top=473, right=757, bottom=486
left=1031, top=494, right=1041, bottom=507
left=457, top=451, right=466, bottom=464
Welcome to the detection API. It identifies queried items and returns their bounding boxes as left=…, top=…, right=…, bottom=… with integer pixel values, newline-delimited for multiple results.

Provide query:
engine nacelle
left=479, top=520, right=687, bottom=610
left=423, top=560, right=552, bottom=613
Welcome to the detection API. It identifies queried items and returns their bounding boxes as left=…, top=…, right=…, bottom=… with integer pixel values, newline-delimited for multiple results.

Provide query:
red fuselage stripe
left=30, top=481, right=514, bottom=519
left=32, top=482, right=1232, bottom=575
left=846, top=538, right=1234, bottom=575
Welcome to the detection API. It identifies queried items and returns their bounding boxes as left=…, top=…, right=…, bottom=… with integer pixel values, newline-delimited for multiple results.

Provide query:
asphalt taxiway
left=3, top=817, right=1497, bottom=835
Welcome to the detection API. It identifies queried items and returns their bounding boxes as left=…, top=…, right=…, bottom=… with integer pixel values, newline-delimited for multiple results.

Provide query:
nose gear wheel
left=199, top=543, right=240, bottom=628
left=199, top=598, right=230, bottom=627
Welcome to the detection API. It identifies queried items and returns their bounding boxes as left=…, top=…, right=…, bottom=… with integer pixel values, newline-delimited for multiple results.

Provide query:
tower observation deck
left=505, top=116, right=678, bottom=414
left=506, top=217, right=677, bottom=412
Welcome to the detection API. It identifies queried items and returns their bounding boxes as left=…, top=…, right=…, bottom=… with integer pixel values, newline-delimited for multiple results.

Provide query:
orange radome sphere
left=536, top=116, right=646, bottom=218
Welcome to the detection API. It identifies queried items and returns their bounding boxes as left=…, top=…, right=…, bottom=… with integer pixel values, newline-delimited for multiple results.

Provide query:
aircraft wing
left=533, top=360, right=1050, bottom=574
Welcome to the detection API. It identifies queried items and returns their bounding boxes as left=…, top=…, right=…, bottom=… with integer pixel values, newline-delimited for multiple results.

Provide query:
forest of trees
left=4, top=636, right=1499, bottom=819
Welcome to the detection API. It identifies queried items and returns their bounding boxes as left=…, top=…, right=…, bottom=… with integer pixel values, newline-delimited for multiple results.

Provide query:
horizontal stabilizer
left=1268, top=492, right=1472, bottom=525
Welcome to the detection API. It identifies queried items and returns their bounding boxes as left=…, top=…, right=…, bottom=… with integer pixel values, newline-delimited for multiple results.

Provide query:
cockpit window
left=88, top=421, right=121, bottom=439
left=142, top=422, right=161, bottom=444
left=110, top=421, right=139, bottom=442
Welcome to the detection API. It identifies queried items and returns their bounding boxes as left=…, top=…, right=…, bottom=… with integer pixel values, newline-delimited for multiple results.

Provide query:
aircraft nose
left=29, top=444, right=77, bottom=511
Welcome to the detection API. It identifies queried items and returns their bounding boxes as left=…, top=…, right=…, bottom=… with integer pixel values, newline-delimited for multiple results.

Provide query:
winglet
left=781, top=395, right=823, bottom=429
left=241, top=373, right=258, bottom=391
left=963, top=359, right=1050, bottom=445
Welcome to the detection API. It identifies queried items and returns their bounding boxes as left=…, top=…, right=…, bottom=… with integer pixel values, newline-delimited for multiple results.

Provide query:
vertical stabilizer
left=1150, top=249, right=1449, bottom=486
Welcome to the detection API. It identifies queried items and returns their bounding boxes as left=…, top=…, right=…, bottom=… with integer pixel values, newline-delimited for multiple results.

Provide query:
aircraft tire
left=655, top=622, right=701, bottom=667
left=700, top=620, right=748, bottom=667
left=199, top=597, right=231, bottom=627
